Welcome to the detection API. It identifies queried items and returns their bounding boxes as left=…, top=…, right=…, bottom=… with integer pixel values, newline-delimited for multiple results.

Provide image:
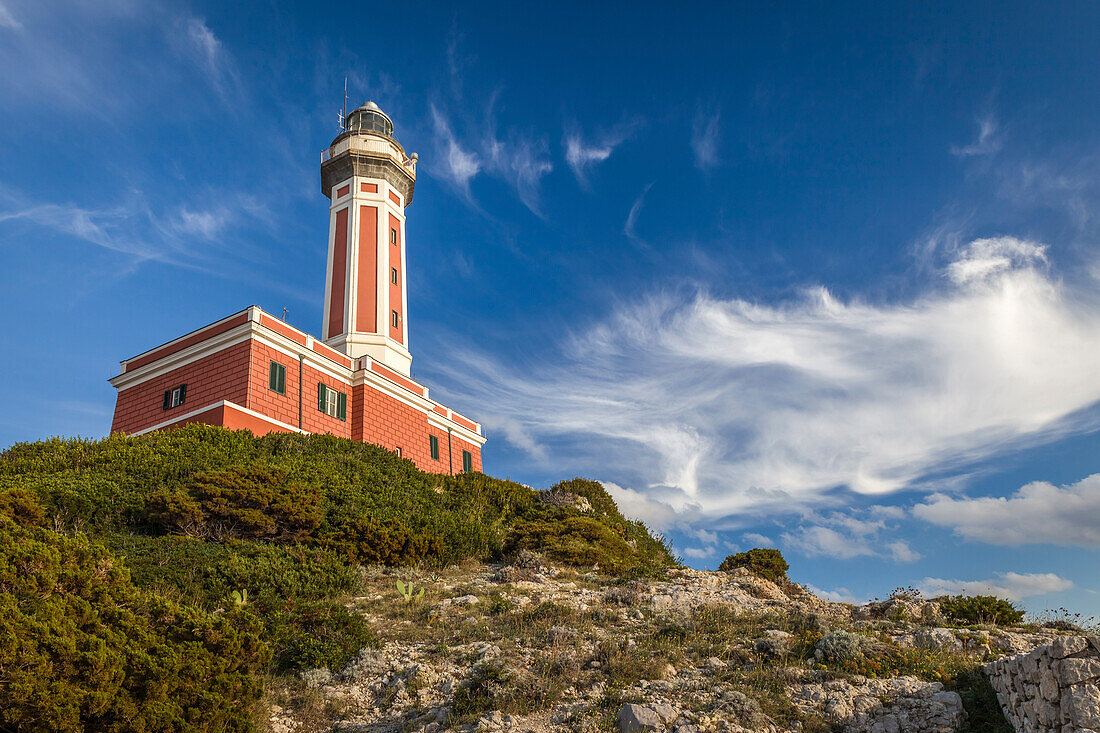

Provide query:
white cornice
left=130, top=400, right=308, bottom=437
left=427, top=411, right=487, bottom=445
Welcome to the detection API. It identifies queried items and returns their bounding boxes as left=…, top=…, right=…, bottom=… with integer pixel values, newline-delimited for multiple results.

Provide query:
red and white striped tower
left=320, top=101, right=418, bottom=376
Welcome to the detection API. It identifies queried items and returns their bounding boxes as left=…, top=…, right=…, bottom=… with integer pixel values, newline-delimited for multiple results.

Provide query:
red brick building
left=109, top=102, right=485, bottom=474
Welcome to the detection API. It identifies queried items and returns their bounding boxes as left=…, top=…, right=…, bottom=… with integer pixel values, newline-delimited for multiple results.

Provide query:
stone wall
left=983, top=635, right=1100, bottom=732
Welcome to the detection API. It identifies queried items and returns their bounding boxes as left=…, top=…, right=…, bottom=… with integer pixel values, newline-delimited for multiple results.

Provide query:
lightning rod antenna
left=342, top=77, right=348, bottom=131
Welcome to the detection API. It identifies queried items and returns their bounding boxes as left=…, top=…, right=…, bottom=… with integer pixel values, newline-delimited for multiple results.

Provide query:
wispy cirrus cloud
left=0, top=185, right=265, bottom=270
left=691, top=105, right=721, bottom=170
left=564, top=120, right=638, bottom=189
left=485, top=127, right=553, bottom=217
left=430, top=104, right=482, bottom=200
left=428, top=101, right=552, bottom=216
left=430, top=235, right=1100, bottom=532
left=429, top=36, right=552, bottom=216
left=171, top=14, right=242, bottom=105
left=624, top=182, right=654, bottom=245
left=951, top=113, right=1003, bottom=158
left=0, top=1, right=23, bottom=31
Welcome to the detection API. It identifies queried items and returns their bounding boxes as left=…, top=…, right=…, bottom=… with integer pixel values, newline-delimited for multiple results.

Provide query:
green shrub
left=1, top=425, right=675, bottom=574
left=0, top=487, right=46, bottom=527
left=0, top=514, right=267, bottom=731
left=939, top=595, right=1024, bottom=625
left=719, top=548, right=789, bottom=583
left=328, top=517, right=444, bottom=566
left=266, top=600, right=378, bottom=672
left=547, top=478, right=622, bottom=517
left=102, top=534, right=359, bottom=609
left=148, top=466, right=322, bottom=541
left=505, top=514, right=665, bottom=575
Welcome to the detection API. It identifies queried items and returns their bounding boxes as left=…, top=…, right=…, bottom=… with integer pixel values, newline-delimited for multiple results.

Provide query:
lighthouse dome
left=345, top=100, right=394, bottom=137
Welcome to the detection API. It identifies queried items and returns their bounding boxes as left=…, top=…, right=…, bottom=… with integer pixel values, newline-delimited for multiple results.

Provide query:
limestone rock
left=617, top=703, right=664, bottom=732
left=984, top=635, right=1100, bottom=732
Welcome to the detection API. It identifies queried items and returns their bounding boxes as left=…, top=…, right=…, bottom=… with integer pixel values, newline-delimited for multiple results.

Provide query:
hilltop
left=0, top=426, right=1094, bottom=732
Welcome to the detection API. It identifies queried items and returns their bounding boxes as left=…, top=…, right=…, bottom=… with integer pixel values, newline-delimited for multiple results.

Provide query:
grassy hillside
left=0, top=425, right=675, bottom=730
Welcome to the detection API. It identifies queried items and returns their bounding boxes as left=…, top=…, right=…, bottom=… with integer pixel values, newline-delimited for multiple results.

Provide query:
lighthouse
left=107, top=101, right=485, bottom=474
left=321, top=101, right=418, bottom=376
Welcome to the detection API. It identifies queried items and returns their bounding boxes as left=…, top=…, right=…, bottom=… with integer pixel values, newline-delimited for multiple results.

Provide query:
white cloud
left=915, top=473, right=1100, bottom=546
left=946, top=236, right=1046, bottom=284
left=564, top=121, right=636, bottom=188
left=172, top=15, right=240, bottom=103
left=174, top=208, right=229, bottom=239
left=602, top=481, right=703, bottom=531
left=691, top=528, right=719, bottom=546
left=784, top=525, right=870, bottom=560
left=485, top=131, right=553, bottom=217
left=0, top=2, right=22, bottom=30
left=918, top=572, right=1072, bottom=601
left=691, top=106, right=721, bottom=170
left=431, top=236, right=1100, bottom=527
left=624, top=183, right=653, bottom=244
left=430, top=105, right=481, bottom=198
left=742, top=532, right=775, bottom=547
left=781, top=511, right=920, bottom=563
left=565, top=134, right=611, bottom=182
left=428, top=98, right=551, bottom=215
left=682, top=546, right=710, bottom=559
left=805, top=584, right=865, bottom=605
left=0, top=200, right=159, bottom=260
left=886, top=540, right=922, bottom=563
left=951, top=114, right=1003, bottom=158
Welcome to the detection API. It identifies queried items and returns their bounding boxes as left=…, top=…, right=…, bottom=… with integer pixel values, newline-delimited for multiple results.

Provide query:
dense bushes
left=102, top=534, right=359, bottom=609
left=0, top=509, right=266, bottom=731
left=148, top=466, right=322, bottom=540
left=266, top=601, right=378, bottom=672
left=719, top=548, right=790, bottom=583
left=0, top=426, right=677, bottom=729
left=0, top=426, right=675, bottom=573
left=939, top=595, right=1025, bottom=626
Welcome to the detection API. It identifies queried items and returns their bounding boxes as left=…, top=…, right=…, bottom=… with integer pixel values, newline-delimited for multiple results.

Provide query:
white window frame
left=325, top=388, right=339, bottom=417
left=170, top=387, right=184, bottom=407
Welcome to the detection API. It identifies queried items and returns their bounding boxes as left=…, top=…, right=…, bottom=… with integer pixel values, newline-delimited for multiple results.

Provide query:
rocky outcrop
left=789, top=675, right=965, bottom=733
left=983, top=635, right=1100, bottom=733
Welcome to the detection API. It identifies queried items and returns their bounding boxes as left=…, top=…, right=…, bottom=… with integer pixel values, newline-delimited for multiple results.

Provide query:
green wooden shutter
left=178, top=384, right=186, bottom=405
left=430, top=435, right=439, bottom=460
left=269, top=362, right=285, bottom=394
left=163, top=390, right=171, bottom=410
left=463, top=450, right=472, bottom=473
left=337, top=392, right=347, bottom=421
left=318, top=383, right=326, bottom=412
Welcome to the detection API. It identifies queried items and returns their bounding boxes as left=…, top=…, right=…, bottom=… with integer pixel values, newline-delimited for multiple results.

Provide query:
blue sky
left=2, top=1, right=1100, bottom=616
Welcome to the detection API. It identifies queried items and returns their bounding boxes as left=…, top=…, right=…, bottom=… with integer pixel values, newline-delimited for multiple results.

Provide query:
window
left=390, top=227, right=397, bottom=244
left=317, top=383, right=347, bottom=421
left=395, top=446, right=403, bottom=458
left=391, top=310, right=399, bottom=328
left=391, top=267, right=398, bottom=284
left=269, top=361, right=286, bottom=395
left=462, top=450, right=473, bottom=474
left=429, top=435, right=439, bottom=460
left=162, top=384, right=187, bottom=410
